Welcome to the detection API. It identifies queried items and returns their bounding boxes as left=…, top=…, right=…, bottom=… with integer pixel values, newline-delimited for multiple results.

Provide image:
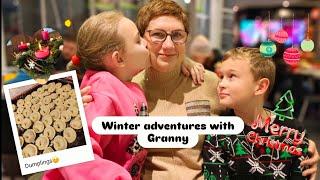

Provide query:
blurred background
left=1, top=0, right=319, bottom=179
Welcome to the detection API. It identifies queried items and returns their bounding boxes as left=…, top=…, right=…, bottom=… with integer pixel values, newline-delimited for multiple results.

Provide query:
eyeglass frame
left=146, top=29, right=188, bottom=45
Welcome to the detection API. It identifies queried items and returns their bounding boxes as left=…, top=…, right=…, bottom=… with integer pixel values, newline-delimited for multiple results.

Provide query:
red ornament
left=283, top=47, right=301, bottom=67
left=273, top=29, right=288, bottom=44
left=71, top=55, right=80, bottom=66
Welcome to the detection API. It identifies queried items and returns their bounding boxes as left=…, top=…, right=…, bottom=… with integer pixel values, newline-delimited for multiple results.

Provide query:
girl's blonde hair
left=77, top=11, right=125, bottom=70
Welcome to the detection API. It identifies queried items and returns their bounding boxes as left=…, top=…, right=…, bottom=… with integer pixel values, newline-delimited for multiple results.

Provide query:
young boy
left=202, top=47, right=309, bottom=180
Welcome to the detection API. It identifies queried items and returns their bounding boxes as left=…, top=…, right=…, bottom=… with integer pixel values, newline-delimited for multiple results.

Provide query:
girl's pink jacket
left=42, top=70, right=148, bottom=180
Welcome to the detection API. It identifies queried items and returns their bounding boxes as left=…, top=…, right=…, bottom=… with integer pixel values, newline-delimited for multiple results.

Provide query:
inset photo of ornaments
left=6, top=28, right=64, bottom=82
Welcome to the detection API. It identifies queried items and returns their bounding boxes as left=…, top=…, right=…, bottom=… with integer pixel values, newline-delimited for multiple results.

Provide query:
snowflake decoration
left=228, top=160, right=236, bottom=171
left=208, top=149, right=224, bottom=163
left=247, top=159, right=265, bottom=174
left=269, top=162, right=286, bottom=179
left=298, top=156, right=309, bottom=171
left=28, top=61, right=35, bottom=69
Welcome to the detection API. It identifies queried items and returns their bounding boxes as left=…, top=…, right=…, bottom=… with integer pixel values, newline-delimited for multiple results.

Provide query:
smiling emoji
left=52, top=156, right=59, bottom=163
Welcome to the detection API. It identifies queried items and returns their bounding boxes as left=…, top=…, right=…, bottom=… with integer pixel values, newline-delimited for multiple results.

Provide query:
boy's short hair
left=136, top=0, right=189, bottom=36
left=222, top=47, right=276, bottom=98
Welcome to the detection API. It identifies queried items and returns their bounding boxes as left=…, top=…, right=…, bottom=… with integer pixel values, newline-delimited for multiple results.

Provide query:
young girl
left=43, top=11, right=150, bottom=180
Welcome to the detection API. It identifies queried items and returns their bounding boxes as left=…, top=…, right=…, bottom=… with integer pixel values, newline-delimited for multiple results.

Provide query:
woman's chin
left=153, top=61, right=177, bottom=72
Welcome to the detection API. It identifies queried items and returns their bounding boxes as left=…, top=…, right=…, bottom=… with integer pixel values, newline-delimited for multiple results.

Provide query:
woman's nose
left=162, top=36, right=175, bottom=49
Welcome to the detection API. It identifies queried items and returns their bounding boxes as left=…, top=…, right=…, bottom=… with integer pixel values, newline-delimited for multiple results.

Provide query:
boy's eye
left=228, top=74, right=236, bottom=79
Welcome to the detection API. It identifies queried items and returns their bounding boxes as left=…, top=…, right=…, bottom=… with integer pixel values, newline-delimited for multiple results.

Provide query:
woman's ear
left=255, top=78, right=270, bottom=96
left=111, top=51, right=125, bottom=68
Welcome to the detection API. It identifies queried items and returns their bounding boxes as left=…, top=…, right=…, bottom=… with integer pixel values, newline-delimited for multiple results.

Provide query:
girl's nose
left=141, top=37, right=148, bottom=49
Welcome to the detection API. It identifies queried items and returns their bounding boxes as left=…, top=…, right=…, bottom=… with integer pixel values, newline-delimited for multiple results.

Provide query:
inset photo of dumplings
left=9, top=77, right=86, bottom=158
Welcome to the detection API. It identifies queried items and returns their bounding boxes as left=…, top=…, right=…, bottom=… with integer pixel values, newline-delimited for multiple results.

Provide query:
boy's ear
left=255, top=78, right=270, bottom=96
left=111, top=51, right=125, bottom=68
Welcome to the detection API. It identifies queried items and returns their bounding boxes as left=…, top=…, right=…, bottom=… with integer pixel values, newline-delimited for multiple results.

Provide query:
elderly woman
left=82, top=0, right=319, bottom=179
left=83, top=1, right=218, bottom=178
left=131, top=1, right=221, bottom=179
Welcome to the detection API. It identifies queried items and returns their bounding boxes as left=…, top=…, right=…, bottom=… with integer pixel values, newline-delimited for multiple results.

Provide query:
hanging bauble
left=300, top=39, right=314, bottom=52
left=283, top=47, right=301, bottom=67
left=274, top=29, right=288, bottom=44
left=71, top=55, right=80, bottom=66
left=259, top=41, right=277, bottom=57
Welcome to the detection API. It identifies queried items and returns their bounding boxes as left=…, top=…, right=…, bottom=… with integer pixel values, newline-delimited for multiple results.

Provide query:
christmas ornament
left=283, top=47, right=301, bottom=67
left=284, top=13, right=301, bottom=67
left=301, top=39, right=314, bottom=52
left=300, top=14, right=314, bottom=52
left=260, top=12, right=277, bottom=57
left=274, top=29, right=288, bottom=44
left=273, top=18, right=288, bottom=44
left=260, top=41, right=277, bottom=57
left=71, top=55, right=80, bottom=66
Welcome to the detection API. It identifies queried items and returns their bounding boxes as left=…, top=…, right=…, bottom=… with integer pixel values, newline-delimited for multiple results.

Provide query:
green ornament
left=301, top=39, right=314, bottom=52
left=260, top=41, right=277, bottom=57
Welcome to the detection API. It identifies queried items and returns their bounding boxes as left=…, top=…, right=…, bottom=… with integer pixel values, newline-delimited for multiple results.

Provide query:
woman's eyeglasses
left=146, top=29, right=188, bottom=44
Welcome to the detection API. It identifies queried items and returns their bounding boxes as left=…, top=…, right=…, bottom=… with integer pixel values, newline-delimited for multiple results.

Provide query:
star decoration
left=298, top=156, right=309, bottom=171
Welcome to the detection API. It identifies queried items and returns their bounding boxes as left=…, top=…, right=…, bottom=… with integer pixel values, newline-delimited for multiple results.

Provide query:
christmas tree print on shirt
left=235, top=141, right=248, bottom=156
